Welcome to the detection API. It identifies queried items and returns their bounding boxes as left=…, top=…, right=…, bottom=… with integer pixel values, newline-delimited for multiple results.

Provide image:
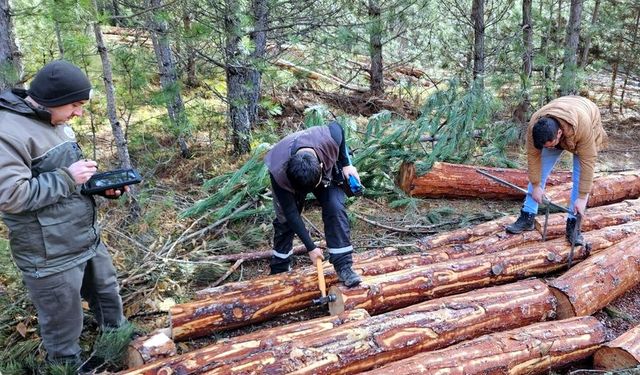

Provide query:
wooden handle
left=316, top=258, right=327, bottom=297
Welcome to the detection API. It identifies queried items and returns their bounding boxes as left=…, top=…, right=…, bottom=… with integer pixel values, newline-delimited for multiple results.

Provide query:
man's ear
left=557, top=129, right=563, bottom=138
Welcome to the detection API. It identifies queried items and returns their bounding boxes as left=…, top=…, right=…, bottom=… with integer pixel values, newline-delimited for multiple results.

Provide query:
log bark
left=362, top=317, right=606, bottom=375
left=398, top=162, right=572, bottom=199
left=545, top=171, right=640, bottom=208
left=417, top=215, right=517, bottom=251
left=120, top=309, right=369, bottom=374
left=534, top=198, right=640, bottom=237
left=195, top=246, right=398, bottom=298
left=126, top=329, right=175, bottom=368
left=172, top=249, right=398, bottom=340
left=329, top=222, right=640, bottom=316
left=594, top=324, right=640, bottom=370
left=203, top=280, right=556, bottom=375
left=548, top=234, right=640, bottom=319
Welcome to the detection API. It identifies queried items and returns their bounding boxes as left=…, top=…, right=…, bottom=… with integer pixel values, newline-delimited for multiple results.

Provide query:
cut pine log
left=194, top=247, right=399, bottom=299
left=398, top=162, right=572, bottom=199
left=594, top=324, right=640, bottom=370
left=417, top=215, right=516, bottom=250
left=534, top=198, right=640, bottom=237
left=125, top=329, right=175, bottom=368
left=119, top=309, right=369, bottom=374
left=329, top=221, right=640, bottom=316
left=546, top=170, right=640, bottom=208
left=548, top=234, right=640, bottom=319
left=202, top=280, right=556, bottom=375
left=361, top=317, right=606, bottom=375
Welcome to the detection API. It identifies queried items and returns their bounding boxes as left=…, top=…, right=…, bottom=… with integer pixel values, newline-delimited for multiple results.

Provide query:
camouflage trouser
left=22, top=241, right=124, bottom=360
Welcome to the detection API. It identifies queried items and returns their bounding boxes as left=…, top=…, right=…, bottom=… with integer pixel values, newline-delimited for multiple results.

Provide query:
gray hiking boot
left=506, top=210, right=536, bottom=234
left=336, top=266, right=362, bottom=287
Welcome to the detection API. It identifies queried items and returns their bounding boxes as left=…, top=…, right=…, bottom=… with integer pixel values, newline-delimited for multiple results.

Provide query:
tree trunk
left=183, top=10, right=198, bottom=88
left=594, top=324, right=640, bottom=370
left=247, top=0, right=268, bottom=127
left=534, top=198, right=640, bottom=237
left=368, top=0, right=384, bottom=96
left=417, top=214, right=519, bottom=250
left=516, top=0, right=533, bottom=125
left=92, top=7, right=134, bottom=171
left=560, top=0, right=583, bottom=95
left=548, top=234, right=640, bottom=319
left=471, top=0, right=485, bottom=88
left=545, top=170, right=640, bottom=208
left=202, top=280, right=556, bottom=375
left=363, top=317, right=606, bottom=375
left=148, top=0, right=191, bottom=158
left=126, top=330, right=176, bottom=369
left=0, top=0, right=22, bottom=90
left=398, top=162, right=572, bottom=199
left=608, top=49, right=620, bottom=113
left=329, top=222, right=640, bottom=316
left=121, top=310, right=369, bottom=373
left=225, top=0, right=251, bottom=155
left=579, top=0, right=601, bottom=68
left=619, top=8, right=640, bottom=115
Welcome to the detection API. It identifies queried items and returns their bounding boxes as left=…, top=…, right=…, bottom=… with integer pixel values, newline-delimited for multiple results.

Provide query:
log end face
left=328, top=285, right=345, bottom=316
left=594, top=347, right=640, bottom=370
left=549, top=286, right=576, bottom=319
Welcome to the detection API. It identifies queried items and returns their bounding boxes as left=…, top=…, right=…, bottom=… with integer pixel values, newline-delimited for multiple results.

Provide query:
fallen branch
left=210, top=259, right=244, bottom=288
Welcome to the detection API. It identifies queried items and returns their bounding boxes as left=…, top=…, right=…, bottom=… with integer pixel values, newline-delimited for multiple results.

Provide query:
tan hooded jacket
left=526, top=96, right=608, bottom=198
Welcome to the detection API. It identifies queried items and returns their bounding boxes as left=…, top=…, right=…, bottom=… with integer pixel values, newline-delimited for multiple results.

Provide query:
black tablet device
left=81, top=168, right=142, bottom=195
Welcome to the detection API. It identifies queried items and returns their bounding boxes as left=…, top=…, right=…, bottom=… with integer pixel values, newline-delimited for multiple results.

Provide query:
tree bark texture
left=247, top=0, right=268, bottom=127
left=398, top=162, right=572, bottom=199
left=92, top=5, right=134, bottom=171
left=534, top=198, right=640, bottom=238
left=148, top=0, right=190, bottom=158
left=417, top=213, right=518, bottom=250
left=548, top=234, right=640, bottom=319
left=225, top=0, right=251, bottom=155
left=545, top=171, right=640, bottom=209
left=579, top=0, right=601, bottom=68
left=517, top=0, right=533, bottom=125
left=471, top=0, right=485, bottom=87
left=368, top=0, right=384, bottom=95
left=173, top=248, right=399, bottom=340
left=594, top=324, right=640, bottom=370
left=121, top=310, right=369, bottom=374
left=202, top=280, right=556, bottom=375
left=126, top=330, right=176, bottom=369
left=0, top=0, right=22, bottom=90
left=329, top=221, right=640, bottom=316
left=560, top=0, right=583, bottom=96
left=362, top=316, right=606, bottom=375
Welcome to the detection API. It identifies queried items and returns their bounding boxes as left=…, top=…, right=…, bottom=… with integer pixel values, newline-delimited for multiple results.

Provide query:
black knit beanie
left=27, top=60, right=92, bottom=107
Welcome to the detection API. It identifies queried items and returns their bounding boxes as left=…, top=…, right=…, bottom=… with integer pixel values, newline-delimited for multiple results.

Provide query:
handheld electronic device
left=81, top=168, right=142, bottom=195
left=346, top=175, right=365, bottom=197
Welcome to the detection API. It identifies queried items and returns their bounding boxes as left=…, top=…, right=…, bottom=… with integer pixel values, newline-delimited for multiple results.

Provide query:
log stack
left=122, top=195, right=640, bottom=374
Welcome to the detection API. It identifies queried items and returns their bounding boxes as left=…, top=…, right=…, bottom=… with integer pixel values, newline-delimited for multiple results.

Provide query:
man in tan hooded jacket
left=506, top=96, right=608, bottom=244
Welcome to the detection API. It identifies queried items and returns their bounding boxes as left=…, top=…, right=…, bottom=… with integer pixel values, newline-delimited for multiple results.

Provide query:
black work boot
left=335, top=265, right=362, bottom=287
left=566, top=217, right=585, bottom=246
left=505, top=210, right=536, bottom=234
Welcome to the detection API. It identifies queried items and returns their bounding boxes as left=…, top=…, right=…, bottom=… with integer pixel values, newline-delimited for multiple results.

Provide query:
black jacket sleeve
left=270, top=174, right=316, bottom=251
left=328, top=122, right=351, bottom=167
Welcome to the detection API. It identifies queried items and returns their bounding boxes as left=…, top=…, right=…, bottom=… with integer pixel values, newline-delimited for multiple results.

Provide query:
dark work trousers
left=271, top=183, right=354, bottom=272
left=22, top=240, right=125, bottom=360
